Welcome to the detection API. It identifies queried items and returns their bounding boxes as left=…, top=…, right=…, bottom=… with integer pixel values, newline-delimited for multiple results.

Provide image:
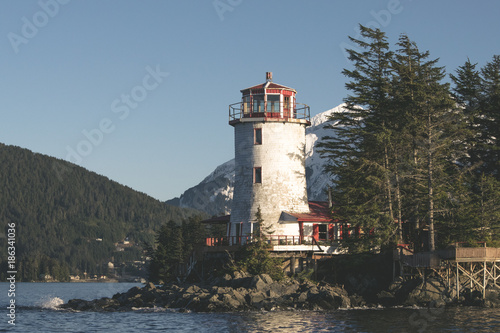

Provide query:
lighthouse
left=228, top=72, right=311, bottom=242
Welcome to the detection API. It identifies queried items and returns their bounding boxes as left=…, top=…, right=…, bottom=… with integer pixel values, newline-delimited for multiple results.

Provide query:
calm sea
left=1, top=282, right=499, bottom=332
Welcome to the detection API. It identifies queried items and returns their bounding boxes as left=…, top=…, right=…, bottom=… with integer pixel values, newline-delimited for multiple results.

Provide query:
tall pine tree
left=392, top=34, right=461, bottom=251
left=479, top=55, right=500, bottom=177
left=319, top=25, right=397, bottom=252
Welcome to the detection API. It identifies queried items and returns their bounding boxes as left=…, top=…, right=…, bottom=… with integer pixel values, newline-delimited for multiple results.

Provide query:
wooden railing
left=441, top=247, right=500, bottom=261
left=394, top=244, right=500, bottom=268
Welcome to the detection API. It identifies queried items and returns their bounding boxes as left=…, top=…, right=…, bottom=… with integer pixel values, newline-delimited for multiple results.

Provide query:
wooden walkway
left=393, top=246, right=500, bottom=299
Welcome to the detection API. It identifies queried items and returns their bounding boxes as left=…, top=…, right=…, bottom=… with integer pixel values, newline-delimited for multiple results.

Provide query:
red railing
left=205, top=236, right=252, bottom=246
left=205, top=235, right=338, bottom=247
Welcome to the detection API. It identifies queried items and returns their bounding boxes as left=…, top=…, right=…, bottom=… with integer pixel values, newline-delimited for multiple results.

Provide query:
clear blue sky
left=1, top=0, right=499, bottom=201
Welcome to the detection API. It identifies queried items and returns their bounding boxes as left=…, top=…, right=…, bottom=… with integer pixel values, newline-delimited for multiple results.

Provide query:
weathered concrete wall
left=230, top=120, right=309, bottom=237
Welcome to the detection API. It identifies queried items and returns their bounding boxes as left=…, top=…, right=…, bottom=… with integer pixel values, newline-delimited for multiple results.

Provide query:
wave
left=2, top=297, right=64, bottom=311
left=39, top=296, right=64, bottom=310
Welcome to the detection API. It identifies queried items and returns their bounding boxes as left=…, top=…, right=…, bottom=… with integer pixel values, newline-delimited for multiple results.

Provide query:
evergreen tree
left=450, top=59, right=483, bottom=168
left=232, top=209, right=284, bottom=281
left=391, top=34, right=461, bottom=251
left=478, top=55, right=500, bottom=177
left=148, top=220, right=185, bottom=283
left=448, top=57, right=500, bottom=247
left=319, top=25, right=397, bottom=251
left=181, top=215, right=207, bottom=256
left=148, top=216, right=206, bottom=283
left=321, top=29, right=470, bottom=252
left=0, top=143, right=203, bottom=281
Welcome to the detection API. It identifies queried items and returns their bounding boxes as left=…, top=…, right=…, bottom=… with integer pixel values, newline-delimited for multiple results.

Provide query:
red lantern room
left=229, top=72, right=310, bottom=125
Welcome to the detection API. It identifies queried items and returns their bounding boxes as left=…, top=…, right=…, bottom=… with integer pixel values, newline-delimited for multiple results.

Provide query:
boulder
left=349, top=294, right=366, bottom=307
left=250, top=275, right=267, bottom=291
left=221, top=293, right=244, bottom=310
left=260, top=274, right=273, bottom=285
left=376, top=290, right=396, bottom=307
left=231, top=276, right=253, bottom=289
left=485, top=287, right=500, bottom=307
left=296, top=291, right=308, bottom=303
left=95, top=297, right=120, bottom=310
left=245, top=290, right=266, bottom=306
left=185, top=285, right=201, bottom=294
left=231, top=289, right=247, bottom=304
left=61, top=273, right=358, bottom=312
left=405, top=278, right=447, bottom=306
left=144, top=282, right=156, bottom=291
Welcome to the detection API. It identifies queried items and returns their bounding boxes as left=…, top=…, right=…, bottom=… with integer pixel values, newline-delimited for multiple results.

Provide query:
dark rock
left=220, top=274, right=232, bottom=286
left=61, top=275, right=362, bottom=312
left=296, top=291, right=308, bottom=303
left=95, top=297, right=119, bottom=309
left=376, top=290, right=397, bottom=307
left=221, top=293, right=243, bottom=310
left=245, top=290, right=266, bottom=305
left=231, top=276, right=253, bottom=289
left=485, top=287, right=500, bottom=307
left=260, top=274, right=273, bottom=285
left=125, top=286, right=142, bottom=298
left=404, top=277, right=448, bottom=307
left=185, top=285, right=201, bottom=294
left=250, top=275, right=267, bottom=291
left=349, top=294, right=366, bottom=307
left=61, top=298, right=91, bottom=311
left=144, top=282, right=156, bottom=291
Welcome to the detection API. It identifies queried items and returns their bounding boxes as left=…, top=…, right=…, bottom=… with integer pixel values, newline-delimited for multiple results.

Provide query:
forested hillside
left=0, top=143, right=204, bottom=281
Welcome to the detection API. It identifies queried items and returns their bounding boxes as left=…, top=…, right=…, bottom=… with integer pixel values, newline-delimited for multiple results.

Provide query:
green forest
left=319, top=26, right=500, bottom=253
left=0, top=143, right=204, bottom=281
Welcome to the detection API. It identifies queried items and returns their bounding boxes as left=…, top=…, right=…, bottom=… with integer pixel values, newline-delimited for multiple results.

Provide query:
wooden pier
left=394, top=245, right=500, bottom=299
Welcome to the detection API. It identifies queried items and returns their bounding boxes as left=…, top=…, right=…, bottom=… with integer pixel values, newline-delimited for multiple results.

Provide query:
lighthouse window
left=254, top=128, right=262, bottom=145
left=267, top=95, right=280, bottom=113
left=253, top=96, right=264, bottom=113
left=254, top=167, right=262, bottom=183
left=243, top=96, right=250, bottom=114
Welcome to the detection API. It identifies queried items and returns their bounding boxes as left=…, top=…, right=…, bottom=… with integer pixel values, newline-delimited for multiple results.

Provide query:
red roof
left=201, top=202, right=335, bottom=224
left=284, top=201, right=334, bottom=222
left=241, top=81, right=296, bottom=94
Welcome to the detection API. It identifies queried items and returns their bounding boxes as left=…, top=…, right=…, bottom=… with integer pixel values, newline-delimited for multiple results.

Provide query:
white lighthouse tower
left=228, top=72, right=311, bottom=242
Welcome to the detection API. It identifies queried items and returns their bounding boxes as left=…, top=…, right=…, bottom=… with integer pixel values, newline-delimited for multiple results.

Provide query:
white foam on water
left=38, top=296, right=64, bottom=310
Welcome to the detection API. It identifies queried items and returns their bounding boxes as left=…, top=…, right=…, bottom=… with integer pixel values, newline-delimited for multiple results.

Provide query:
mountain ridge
left=0, top=143, right=203, bottom=281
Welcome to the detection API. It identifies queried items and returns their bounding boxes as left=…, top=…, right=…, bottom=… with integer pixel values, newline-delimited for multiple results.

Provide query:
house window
left=254, top=167, right=262, bottom=183
left=254, top=128, right=262, bottom=145
left=318, top=224, right=328, bottom=241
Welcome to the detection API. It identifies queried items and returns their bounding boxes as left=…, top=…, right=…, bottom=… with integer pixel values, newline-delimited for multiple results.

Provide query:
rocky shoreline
left=60, top=271, right=500, bottom=312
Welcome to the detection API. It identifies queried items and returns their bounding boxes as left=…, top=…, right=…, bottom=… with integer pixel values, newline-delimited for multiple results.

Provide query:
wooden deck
left=394, top=246, right=500, bottom=268
left=441, top=247, right=500, bottom=262
left=393, top=246, right=500, bottom=299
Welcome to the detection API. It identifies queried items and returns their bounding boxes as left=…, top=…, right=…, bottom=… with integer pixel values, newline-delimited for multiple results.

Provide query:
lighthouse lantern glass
left=267, top=95, right=280, bottom=113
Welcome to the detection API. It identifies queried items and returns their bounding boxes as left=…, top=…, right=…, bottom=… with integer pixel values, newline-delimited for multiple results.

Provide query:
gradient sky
left=1, top=0, right=499, bottom=201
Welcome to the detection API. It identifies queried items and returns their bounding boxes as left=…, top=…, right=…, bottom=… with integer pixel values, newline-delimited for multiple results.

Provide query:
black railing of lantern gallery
left=229, top=101, right=310, bottom=122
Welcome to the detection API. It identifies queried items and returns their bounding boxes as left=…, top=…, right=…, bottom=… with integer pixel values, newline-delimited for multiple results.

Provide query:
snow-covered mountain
left=166, top=104, right=346, bottom=216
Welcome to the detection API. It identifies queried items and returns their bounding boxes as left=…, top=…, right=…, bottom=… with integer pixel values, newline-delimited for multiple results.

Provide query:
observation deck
left=229, top=101, right=310, bottom=126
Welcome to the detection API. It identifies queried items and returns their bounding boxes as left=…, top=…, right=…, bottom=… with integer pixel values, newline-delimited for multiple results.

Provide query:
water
left=1, top=282, right=499, bottom=332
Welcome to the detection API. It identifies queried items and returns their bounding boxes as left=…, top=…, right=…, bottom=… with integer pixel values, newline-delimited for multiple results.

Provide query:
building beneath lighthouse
left=226, top=72, right=338, bottom=247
